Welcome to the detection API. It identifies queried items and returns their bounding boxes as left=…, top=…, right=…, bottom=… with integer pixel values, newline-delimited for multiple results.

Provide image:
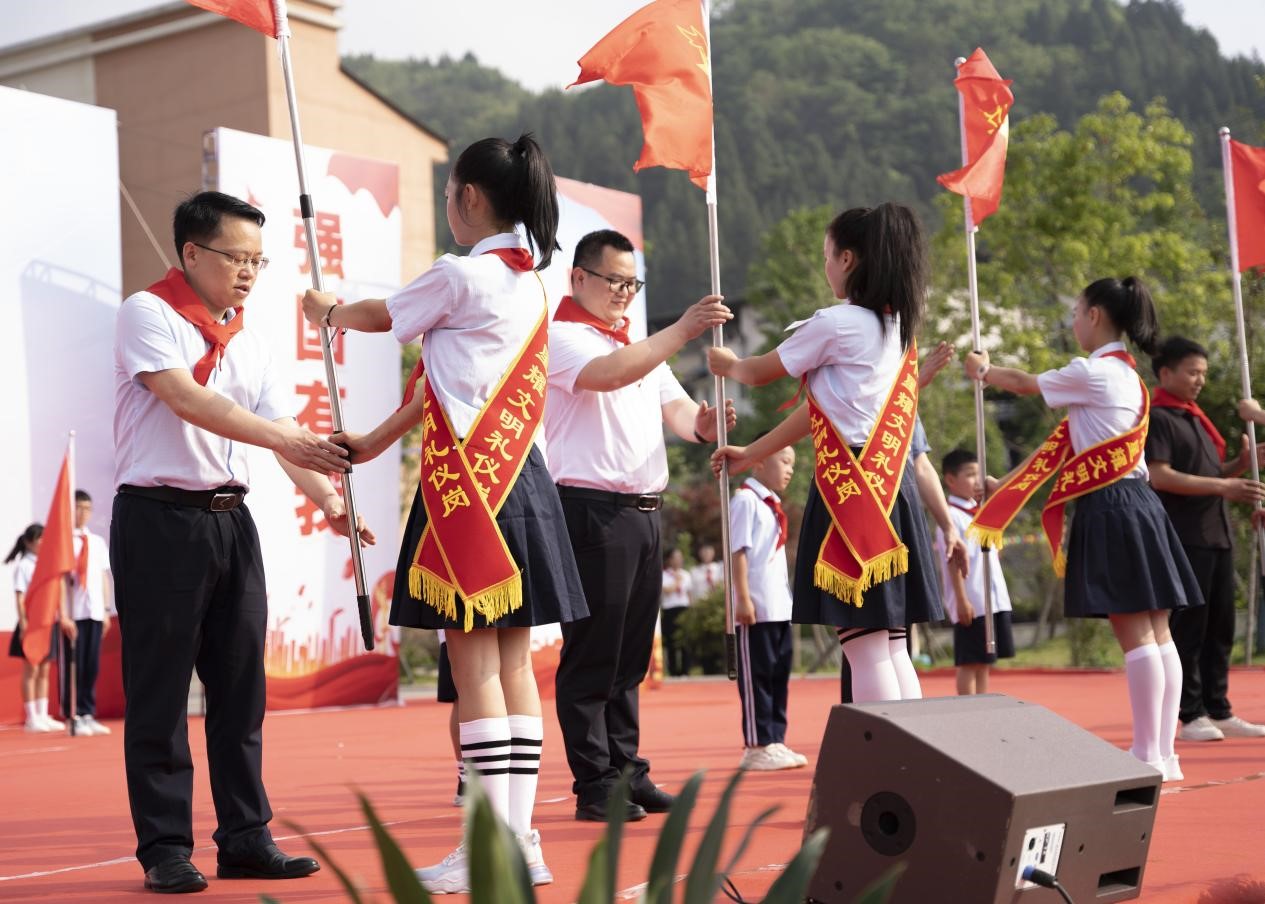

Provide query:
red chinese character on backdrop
left=293, top=381, right=348, bottom=535
left=295, top=472, right=344, bottom=536
left=294, top=210, right=345, bottom=278
left=295, top=295, right=345, bottom=364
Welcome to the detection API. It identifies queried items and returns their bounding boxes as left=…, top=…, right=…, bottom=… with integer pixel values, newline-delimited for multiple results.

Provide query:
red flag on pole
left=572, top=0, right=714, bottom=191
left=1230, top=139, right=1265, bottom=272
left=22, top=448, right=75, bottom=665
left=937, top=47, right=1013, bottom=225
left=185, top=0, right=279, bottom=38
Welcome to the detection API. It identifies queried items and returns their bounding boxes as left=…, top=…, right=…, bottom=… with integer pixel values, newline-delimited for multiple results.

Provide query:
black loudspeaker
left=805, top=695, right=1161, bottom=903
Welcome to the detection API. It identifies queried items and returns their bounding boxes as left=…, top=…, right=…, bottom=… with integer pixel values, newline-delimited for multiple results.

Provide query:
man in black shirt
left=1146, top=337, right=1265, bottom=742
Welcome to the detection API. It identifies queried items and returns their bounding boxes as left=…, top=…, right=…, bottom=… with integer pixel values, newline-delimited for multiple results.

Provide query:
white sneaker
left=71, top=716, right=95, bottom=736
left=739, top=745, right=797, bottom=771
left=23, top=719, right=51, bottom=733
left=1163, top=754, right=1184, bottom=782
left=1178, top=715, right=1225, bottom=742
left=40, top=715, right=65, bottom=731
left=1211, top=715, right=1265, bottom=738
left=417, top=844, right=468, bottom=894
left=83, top=716, right=111, bottom=735
left=770, top=743, right=809, bottom=767
left=516, top=829, right=553, bottom=886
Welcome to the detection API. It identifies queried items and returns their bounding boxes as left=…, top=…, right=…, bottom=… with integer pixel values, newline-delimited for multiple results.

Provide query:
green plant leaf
left=644, top=771, right=704, bottom=904
left=573, top=837, right=610, bottom=904
left=259, top=896, right=282, bottom=904
left=720, top=804, right=779, bottom=877
left=682, top=769, right=745, bottom=904
left=759, top=827, right=831, bottom=904
left=358, top=792, right=434, bottom=904
left=852, top=861, right=907, bottom=904
left=603, top=771, right=632, bottom=901
left=280, top=820, right=366, bottom=904
left=463, top=773, right=533, bottom=904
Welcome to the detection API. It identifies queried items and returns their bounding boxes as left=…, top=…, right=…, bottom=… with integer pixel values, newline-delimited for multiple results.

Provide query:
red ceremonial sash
left=969, top=350, right=1148, bottom=576
left=146, top=267, right=243, bottom=386
left=808, top=343, right=919, bottom=606
left=1151, top=387, right=1226, bottom=462
left=552, top=295, right=631, bottom=345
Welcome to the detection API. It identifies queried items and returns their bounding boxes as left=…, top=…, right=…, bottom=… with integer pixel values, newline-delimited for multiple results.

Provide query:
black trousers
left=1170, top=546, right=1235, bottom=723
left=111, top=493, right=273, bottom=870
left=61, top=618, right=103, bottom=718
left=736, top=622, right=791, bottom=747
left=660, top=606, right=692, bottom=677
left=555, top=495, right=661, bottom=805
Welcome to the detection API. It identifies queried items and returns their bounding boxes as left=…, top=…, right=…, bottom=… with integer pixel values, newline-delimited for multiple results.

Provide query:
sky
left=7, top=1, right=1263, bottom=92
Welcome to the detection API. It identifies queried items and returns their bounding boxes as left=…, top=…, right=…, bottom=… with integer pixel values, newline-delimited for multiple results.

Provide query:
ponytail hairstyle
left=452, top=133, right=560, bottom=271
left=1081, top=276, right=1159, bottom=357
left=5, top=523, right=42, bottom=564
left=826, top=202, right=927, bottom=350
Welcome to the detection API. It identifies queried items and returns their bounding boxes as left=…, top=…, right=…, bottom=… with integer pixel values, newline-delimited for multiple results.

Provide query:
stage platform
left=3, top=668, right=1264, bottom=902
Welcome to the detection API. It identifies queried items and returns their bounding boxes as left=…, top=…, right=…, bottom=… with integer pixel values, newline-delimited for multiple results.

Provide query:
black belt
left=556, top=485, right=663, bottom=512
left=119, top=484, right=247, bottom=511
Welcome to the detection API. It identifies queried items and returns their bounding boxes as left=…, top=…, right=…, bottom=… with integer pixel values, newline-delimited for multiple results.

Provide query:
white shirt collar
left=468, top=232, right=529, bottom=257
left=1089, top=340, right=1127, bottom=360
left=743, top=476, right=780, bottom=503
left=948, top=494, right=976, bottom=509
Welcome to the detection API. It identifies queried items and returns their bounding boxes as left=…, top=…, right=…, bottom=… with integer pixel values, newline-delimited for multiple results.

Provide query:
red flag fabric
left=572, top=0, right=713, bottom=191
left=186, top=0, right=278, bottom=38
left=1230, top=139, right=1265, bottom=271
left=22, top=449, right=75, bottom=665
left=937, top=47, right=1014, bottom=225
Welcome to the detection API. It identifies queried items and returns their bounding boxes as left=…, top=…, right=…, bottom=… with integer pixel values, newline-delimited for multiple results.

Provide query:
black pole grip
left=357, top=594, right=374, bottom=651
left=725, top=632, right=738, bottom=681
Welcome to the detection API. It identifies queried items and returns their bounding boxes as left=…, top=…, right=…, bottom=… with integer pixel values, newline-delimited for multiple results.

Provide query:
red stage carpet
left=2, top=669, right=1264, bottom=902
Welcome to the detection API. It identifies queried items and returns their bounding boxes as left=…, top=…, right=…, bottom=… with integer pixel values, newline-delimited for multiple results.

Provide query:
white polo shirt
left=728, top=478, right=793, bottom=623
left=689, top=561, right=723, bottom=600
left=776, top=303, right=904, bottom=446
left=12, top=553, right=35, bottom=594
left=934, top=495, right=1013, bottom=625
left=387, top=233, right=549, bottom=448
left=1036, top=341, right=1147, bottom=479
left=114, top=290, right=292, bottom=491
left=71, top=530, right=111, bottom=622
left=544, top=321, right=688, bottom=494
left=661, top=568, right=692, bottom=610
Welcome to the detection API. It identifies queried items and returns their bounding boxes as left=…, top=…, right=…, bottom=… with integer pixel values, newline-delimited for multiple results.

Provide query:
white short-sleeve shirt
left=12, top=553, right=35, bottom=594
left=71, top=530, right=112, bottom=622
left=728, top=478, right=793, bottom=623
left=544, top=320, right=689, bottom=494
left=387, top=233, right=549, bottom=447
left=1036, top=341, right=1147, bottom=479
left=113, top=290, right=292, bottom=491
left=689, top=562, right=723, bottom=600
left=661, top=568, right=692, bottom=610
left=934, top=495, right=1013, bottom=625
left=775, top=303, right=904, bottom=446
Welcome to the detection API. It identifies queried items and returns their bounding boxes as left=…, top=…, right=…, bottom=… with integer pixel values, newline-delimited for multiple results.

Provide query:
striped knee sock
left=460, top=717, right=511, bottom=825
left=507, top=714, right=543, bottom=836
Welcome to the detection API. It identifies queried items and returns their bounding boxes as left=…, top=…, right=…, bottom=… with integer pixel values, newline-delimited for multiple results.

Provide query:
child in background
left=7, top=524, right=66, bottom=732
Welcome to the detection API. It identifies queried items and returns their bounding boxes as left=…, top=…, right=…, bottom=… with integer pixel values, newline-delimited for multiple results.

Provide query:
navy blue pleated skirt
left=390, top=446, right=588, bottom=631
left=1063, top=477, right=1203, bottom=618
left=793, top=463, right=944, bottom=630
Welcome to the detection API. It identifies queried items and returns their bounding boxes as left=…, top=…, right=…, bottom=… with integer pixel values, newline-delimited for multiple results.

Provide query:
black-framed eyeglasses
left=193, top=242, right=270, bottom=272
left=581, top=267, right=645, bottom=295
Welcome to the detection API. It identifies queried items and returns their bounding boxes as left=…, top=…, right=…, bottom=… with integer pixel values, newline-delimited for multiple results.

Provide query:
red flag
left=1230, top=138, right=1265, bottom=271
left=572, top=0, right=713, bottom=191
left=22, top=449, right=75, bottom=665
left=937, top=48, right=1014, bottom=225
left=185, top=0, right=278, bottom=38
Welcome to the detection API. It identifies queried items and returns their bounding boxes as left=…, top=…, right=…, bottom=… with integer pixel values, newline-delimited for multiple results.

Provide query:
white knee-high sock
left=842, top=631, right=902, bottom=703
left=1157, top=641, right=1182, bottom=761
left=460, top=717, right=511, bottom=825
left=506, top=714, right=543, bottom=836
left=36, top=697, right=49, bottom=718
left=888, top=632, right=922, bottom=700
left=1123, top=644, right=1163, bottom=764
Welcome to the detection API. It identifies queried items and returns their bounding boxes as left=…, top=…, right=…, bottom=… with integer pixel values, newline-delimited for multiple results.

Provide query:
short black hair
left=173, top=191, right=265, bottom=267
left=74, top=490, right=92, bottom=503
left=573, top=229, right=634, bottom=271
left=941, top=448, right=977, bottom=476
left=1150, top=335, right=1209, bottom=378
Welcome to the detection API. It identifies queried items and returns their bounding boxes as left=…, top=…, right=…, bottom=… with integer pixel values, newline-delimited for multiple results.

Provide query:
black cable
left=1023, top=866, right=1075, bottom=904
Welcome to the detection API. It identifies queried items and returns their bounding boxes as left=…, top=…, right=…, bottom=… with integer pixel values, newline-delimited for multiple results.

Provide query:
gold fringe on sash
left=410, top=565, right=523, bottom=632
left=1052, top=549, right=1068, bottom=579
left=813, top=546, right=909, bottom=607
left=966, top=524, right=1006, bottom=552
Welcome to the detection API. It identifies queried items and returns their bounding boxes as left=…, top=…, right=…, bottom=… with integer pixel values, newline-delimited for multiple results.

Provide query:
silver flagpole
left=1219, top=127, right=1265, bottom=570
left=954, top=56, right=995, bottom=654
left=273, top=0, right=373, bottom=650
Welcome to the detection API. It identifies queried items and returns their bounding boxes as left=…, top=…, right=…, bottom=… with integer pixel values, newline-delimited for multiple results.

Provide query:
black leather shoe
left=143, top=857, right=208, bottom=894
left=629, top=785, right=675, bottom=813
left=216, top=844, right=320, bottom=880
left=575, top=798, right=647, bottom=822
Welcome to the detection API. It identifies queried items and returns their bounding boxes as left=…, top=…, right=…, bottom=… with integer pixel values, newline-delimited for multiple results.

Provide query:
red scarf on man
left=145, top=267, right=242, bottom=386
left=552, top=295, right=631, bottom=345
left=1152, top=387, right=1227, bottom=462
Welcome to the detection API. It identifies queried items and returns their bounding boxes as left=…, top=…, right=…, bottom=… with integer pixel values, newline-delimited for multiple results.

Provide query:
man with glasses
left=546, top=229, right=734, bottom=822
left=112, top=191, right=372, bottom=893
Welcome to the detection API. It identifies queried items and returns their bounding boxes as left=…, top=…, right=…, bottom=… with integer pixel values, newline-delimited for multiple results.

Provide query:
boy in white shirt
left=731, top=444, right=807, bottom=770
left=934, top=449, right=1015, bottom=694
left=64, top=490, right=114, bottom=736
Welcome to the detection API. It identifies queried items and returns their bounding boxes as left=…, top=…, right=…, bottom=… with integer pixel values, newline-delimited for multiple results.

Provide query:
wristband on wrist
left=693, top=429, right=708, bottom=443
left=323, top=303, right=337, bottom=328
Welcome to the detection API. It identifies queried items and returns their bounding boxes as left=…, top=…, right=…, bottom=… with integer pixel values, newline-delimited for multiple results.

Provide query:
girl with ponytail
left=301, top=134, right=586, bottom=892
left=964, top=276, right=1200, bottom=782
left=708, top=202, right=957, bottom=706
left=8, top=523, right=63, bottom=732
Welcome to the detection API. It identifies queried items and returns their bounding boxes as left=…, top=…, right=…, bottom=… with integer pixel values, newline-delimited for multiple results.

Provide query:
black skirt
left=7, top=624, right=57, bottom=662
left=390, top=446, right=588, bottom=631
left=793, top=463, right=944, bottom=630
left=1063, top=477, right=1203, bottom=618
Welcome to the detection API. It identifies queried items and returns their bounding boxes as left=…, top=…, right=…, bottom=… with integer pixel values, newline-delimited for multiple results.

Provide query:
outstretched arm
left=964, top=350, right=1041, bottom=396
left=707, top=347, right=790, bottom=387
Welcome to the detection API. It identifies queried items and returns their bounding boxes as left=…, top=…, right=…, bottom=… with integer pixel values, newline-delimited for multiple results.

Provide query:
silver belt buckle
left=209, top=492, right=239, bottom=512
left=636, top=494, right=659, bottom=512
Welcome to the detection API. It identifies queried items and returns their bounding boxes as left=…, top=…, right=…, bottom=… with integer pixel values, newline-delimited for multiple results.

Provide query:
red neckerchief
left=552, top=295, right=631, bottom=346
left=74, top=531, right=89, bottom=587
left=1152, top=386, right=1227, bottom=462
left=399, top=247, right=536, bottom=407
left=949, top=500, right=977, bottom=516
left=146, top=267, right=242, bottom=386
left=743, top=483, right=788, bottom=549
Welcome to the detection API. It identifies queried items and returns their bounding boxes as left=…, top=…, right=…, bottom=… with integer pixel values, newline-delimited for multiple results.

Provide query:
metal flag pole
left=1219, top=127, right=1265, bottom=572
left=273, top=0, right=373, bottom=650
left=66, top=431, right=78, bottom=735
left=954, top=56, right=996, bottom=654
left=702, top=0, right=737, bottom=680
